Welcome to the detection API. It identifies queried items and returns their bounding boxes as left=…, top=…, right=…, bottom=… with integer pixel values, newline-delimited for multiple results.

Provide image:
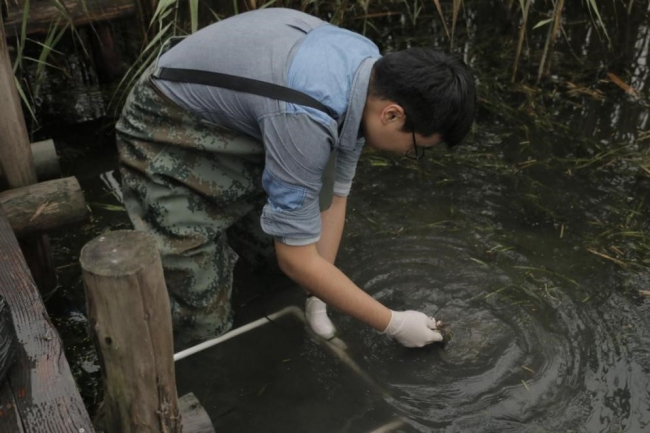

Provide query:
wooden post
left=30, top=139, right=62, bottom=181
left=0, top=139, right=62, bottom=184
left=80, top=230, right=181, bottom=433
left=0, top=13, right=56, bottom=292
left=0, top=13, right=37, bottom=187
left=0, top=209, right=95, bottom=433
left=0, top=176, right=88, bottom=237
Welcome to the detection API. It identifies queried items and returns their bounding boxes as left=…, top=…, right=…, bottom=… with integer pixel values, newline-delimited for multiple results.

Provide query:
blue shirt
left=155, top=8, right=380, bottom=245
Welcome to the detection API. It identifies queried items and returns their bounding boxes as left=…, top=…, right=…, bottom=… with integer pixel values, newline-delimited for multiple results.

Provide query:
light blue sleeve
left=258, top=111, right=336, bottom=245
left=334, top=138, right=365, bottom=196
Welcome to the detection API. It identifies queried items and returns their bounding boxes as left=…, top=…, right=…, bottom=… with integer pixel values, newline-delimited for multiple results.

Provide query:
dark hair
left=369, top=47, right=476, bottom=147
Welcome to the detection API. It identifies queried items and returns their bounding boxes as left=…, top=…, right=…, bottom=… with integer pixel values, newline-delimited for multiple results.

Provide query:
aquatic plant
left=6, top=0, right=636, bottom=122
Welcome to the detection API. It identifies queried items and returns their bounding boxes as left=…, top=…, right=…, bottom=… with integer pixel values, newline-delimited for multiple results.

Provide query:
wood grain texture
left=0, top=15, right=37, bottom=189
left=3, top=0, right=137, bottom=37
left=1, top=16, right=57, bottom=292
left=81, top=230, right=181, bottom=433
left=0, top=177, right=88, bottom=238
left=0, top=210, right=94, bottom=432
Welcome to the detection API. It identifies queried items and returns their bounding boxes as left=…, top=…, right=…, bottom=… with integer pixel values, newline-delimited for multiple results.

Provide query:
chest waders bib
left=116, top=39, right=346, bottom=346
left=152, top=59, right=342, bottom=212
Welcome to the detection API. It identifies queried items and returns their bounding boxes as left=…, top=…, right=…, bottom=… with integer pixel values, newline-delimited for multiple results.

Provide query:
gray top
left=155, top=8, right=380, bottom=245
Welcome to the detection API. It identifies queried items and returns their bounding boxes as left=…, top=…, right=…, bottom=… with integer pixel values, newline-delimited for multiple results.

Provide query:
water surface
left=43, top=1, right=650, bottom=431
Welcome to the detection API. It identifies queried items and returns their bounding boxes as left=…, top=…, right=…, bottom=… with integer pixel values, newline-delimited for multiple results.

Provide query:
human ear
left=380, top=104, right=405, bottom=125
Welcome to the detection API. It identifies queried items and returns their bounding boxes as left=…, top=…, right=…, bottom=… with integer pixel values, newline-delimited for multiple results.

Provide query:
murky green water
left=331, top=149, right=650, bottom=432
left=41, top=1, right=649, bottom=432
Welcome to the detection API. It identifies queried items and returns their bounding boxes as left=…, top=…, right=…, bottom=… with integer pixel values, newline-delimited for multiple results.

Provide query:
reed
left=537, top=0, right=564, bottom=83
left=512, top=0, right=531, bottom=83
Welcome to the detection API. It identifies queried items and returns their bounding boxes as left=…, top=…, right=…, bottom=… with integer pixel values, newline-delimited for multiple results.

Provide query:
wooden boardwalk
left=0, top=210, right=94, bottom=433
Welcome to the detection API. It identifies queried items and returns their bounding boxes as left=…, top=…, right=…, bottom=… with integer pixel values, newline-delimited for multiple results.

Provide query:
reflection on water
left=334, top=158, right=650, bottom=431
left=42, top=1, right=650, bottom=432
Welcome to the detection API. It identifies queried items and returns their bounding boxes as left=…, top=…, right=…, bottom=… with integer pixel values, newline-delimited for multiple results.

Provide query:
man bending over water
left=116, top=8, right=476, bottom=349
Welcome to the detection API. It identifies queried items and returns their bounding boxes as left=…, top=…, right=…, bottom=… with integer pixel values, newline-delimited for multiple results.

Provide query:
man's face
left=362, top=100, right=442, bottom=155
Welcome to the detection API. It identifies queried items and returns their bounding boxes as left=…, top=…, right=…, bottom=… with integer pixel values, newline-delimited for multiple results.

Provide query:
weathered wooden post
left=0, top=139, right=62, bottom=184
left=0, top=13, right=56, bottom=291
left=80, top=230, right=181, bottom=433
left=0, top=176, right=89, bottom=237
left=0, top=13, right=37, bottom=188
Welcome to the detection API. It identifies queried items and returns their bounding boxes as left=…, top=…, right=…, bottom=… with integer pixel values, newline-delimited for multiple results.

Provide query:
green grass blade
left=533, top=18, right=553, bottom=30
left=537, top=0, right=564, bottom=82
left=585, top=0, right=611, bottom=44
left=512, top=0, right=531, bottom=82
left=189, top=0, right=198, bottom=33
left=33, top=20, right=69, bottom=97
left=151, top=0, right=178, bottom=27
left=14, top=76, right=37, bottom=122
left=258, top=0, right=279, bottom=9
left=25, top=38, right=65, bottom=55
left=13, top=0, right=30, bottom=73
left=110, top=22, right=173, bottom=109
left=432, top=0, right=450, bottom=39
left=451, top=0, right=462, bottom=49
left=23, top=56, right=65, bottom=70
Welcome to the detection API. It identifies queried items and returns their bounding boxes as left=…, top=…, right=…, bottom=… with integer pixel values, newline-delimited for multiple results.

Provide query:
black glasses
left=405, top=129, right=426, bottom=161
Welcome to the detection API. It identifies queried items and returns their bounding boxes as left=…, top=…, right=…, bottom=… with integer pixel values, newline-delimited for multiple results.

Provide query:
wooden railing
left=0, top=210, right=95, bottom=433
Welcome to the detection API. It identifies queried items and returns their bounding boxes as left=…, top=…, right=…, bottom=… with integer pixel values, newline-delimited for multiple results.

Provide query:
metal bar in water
left=173, top=305, right=303, bottom=361
left=173, top=305, right=407, bottom=432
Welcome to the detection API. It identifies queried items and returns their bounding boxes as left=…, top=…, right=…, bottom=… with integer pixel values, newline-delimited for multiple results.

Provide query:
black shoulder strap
left=155, top=67, right=337, bottom=120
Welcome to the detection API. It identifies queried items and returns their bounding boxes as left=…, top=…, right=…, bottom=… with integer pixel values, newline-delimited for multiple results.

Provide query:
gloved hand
left=305, top=296, right=336, bottom=339
left=382, top=310, right=443, bottom=348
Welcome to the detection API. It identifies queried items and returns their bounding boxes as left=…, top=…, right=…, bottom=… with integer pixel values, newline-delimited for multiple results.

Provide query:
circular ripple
left=331, top=233, right=646, bottom=432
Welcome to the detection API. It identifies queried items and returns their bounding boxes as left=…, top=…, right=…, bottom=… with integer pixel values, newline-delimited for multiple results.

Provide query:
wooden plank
left=179, top=393, right=215, bottom=433
left=3, top=0, right=137, bottom=37
left=0, top=380, right=25, bottom=433
left=0, top=209, right=94, bottom=433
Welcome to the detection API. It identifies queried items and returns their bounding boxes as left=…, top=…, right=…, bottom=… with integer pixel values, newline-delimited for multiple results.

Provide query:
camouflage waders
left=116, top=40, right=335, bottom=344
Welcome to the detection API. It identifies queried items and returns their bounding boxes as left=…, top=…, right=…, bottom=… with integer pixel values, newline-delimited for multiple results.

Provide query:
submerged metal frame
left=173, top=305, right=407, bottom=432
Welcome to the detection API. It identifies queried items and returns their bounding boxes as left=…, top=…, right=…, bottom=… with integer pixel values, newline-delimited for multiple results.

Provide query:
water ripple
left=334, top=233, right=650, bottom=432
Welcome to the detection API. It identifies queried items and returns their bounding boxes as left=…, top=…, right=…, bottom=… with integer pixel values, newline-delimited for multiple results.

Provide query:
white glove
left=382, top=310, right=443, bottom=348
left=305, top=296, right=336, bottom=339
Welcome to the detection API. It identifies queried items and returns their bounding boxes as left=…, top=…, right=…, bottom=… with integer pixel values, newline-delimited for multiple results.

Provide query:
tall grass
left=512, top=0, right=531, bottom=82
left=9, top=0, right=622, bottom=120
left=507, top=0, right=614, bottom=82
left=11, top=0, right=88, bottom=125
left=537, top=0, right=564, bottom=83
